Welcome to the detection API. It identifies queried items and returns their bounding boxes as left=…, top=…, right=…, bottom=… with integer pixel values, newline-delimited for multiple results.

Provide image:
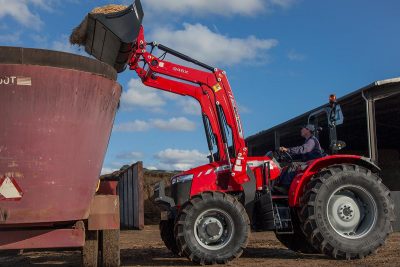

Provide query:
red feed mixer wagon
left=0, top=48, right=121, bottom=266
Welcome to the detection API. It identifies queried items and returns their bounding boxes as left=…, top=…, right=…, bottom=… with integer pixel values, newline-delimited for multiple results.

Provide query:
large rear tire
left=160, top=219, right=180, bottom=256
left=275, top=209, right=319, bottom=254
left=300, top=164, right=394, bottom=259
left=175, top=191, right=250, bottom=265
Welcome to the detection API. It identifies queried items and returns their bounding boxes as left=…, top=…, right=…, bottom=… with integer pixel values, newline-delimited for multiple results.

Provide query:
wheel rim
left=326, top=185, right=377, bottom=239
left=194, top=208, right=234, bottom=250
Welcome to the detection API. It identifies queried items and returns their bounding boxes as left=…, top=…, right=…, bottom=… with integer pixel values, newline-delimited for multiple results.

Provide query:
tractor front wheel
left=160, top=219, right=180, bottom=256
left=300, top=164, right=394, bottom=259
left=175, top=191, right=250, bottom=265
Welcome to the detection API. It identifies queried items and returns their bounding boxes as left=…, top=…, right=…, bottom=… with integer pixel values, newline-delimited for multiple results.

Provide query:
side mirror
left=331, top=140, right=346, bottom=151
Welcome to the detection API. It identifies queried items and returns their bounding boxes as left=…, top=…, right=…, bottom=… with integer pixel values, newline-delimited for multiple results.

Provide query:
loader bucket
left=85, top=0, right=144, bottom=73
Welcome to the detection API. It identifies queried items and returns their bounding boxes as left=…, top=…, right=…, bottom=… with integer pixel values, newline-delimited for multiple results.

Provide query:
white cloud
left=287, top=49, right=306, bottom=61
left=237, top=102, right=251, bottom=114
left=25, top=34, right=85, bottom=55
left=145, top=165, right=158, bottom=170
left=150, top=23, right=278, bottom=67
left=30, top=33, right=48, bottom=44
left=269, top=0, right=297, bottom=9
left=0, top=0, right=57, bottom=30
left=51, top=34, right=78, bottom=53
left=179, top=98, right=201, bottom=115
left=159, top=93, right=200, bottom=115
left=121, top=79, right=166, bottom=110
left=0, top=32, right=21, bottom=43
left=115, top=151, right=144, bottom=161
left=152, top=117, right=196, bottom=131
left=154, top=148, right=208, bottom=170
left=161, top=92, right=180, bottom=100
left=113, top=120, right=151, bottom=132
left=114, top=117, right=196, bottom=132
left=121, top=81, right=200, bottom=115
left=101, top=167, right=117, bottom=175
left=29, top=0, right=56, bottom=11
left=144, top=0, right=297, bottom=17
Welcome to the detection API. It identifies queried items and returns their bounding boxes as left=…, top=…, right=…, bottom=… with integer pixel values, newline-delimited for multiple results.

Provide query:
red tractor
left=84, top=0, right=394, bottom=264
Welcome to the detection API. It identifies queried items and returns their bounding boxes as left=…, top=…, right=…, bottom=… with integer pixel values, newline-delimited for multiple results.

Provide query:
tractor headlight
left=171, top=174, right=194, bottom=185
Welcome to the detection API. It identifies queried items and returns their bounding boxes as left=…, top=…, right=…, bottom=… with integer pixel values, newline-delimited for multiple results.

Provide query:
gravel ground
left=1, top=225, right=399, bottom=266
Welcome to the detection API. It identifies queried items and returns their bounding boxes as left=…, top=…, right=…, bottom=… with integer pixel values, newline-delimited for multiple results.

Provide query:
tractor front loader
left=81, top=0, right=394, bottom=264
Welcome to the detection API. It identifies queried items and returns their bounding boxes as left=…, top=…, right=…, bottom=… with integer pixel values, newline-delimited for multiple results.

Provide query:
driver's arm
left=288, top=138, right=316, bottom=155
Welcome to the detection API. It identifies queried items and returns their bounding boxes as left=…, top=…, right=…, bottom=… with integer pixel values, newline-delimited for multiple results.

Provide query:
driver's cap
left=302, top=124, right=315, bottom=132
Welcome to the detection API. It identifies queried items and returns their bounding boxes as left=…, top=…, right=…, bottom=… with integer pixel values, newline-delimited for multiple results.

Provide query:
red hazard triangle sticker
left=0, top=176, right=23, bottom=201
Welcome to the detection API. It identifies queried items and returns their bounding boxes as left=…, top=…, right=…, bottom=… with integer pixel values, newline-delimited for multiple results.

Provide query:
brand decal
left=172, top=67, right=189, bottom=74
left=0, top=76, right=32, bottom=86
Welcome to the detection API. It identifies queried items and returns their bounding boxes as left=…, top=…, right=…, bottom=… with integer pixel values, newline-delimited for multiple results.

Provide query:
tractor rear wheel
left=175, top=191, right=250, bottom=265
left=300, top=164, right=394, bottom=259
left=160, top=219, right=180, bottom=256
left=275, top=209, right=319, bottom=254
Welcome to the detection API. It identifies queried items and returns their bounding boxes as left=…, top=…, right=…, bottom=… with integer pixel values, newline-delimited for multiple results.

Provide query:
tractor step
left=85, top=0, right=144, bottom=72
left=274, top=205, right=294, bottom=234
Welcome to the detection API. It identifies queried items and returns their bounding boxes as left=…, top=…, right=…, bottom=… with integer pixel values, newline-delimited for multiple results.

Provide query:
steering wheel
left=276, top=150, right=293, bottom=163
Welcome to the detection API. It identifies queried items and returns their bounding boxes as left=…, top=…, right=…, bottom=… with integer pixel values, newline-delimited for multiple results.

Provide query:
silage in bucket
left=69, top=4, right=127, bottom=46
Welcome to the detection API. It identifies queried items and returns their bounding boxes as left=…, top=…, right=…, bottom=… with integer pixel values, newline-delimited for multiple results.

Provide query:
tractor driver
left=274, top=124, right=324, bottom=192
left=279, top=124, right=323, bottom=162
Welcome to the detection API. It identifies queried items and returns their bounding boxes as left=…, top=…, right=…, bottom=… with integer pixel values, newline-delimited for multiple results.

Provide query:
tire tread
left=299, top=164, right=394, bottom=259
left=175, top=191, right=250, bottom=265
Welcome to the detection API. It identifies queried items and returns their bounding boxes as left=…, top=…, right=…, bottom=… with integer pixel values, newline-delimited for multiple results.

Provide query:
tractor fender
left=288, top=155, right=380, bottom=207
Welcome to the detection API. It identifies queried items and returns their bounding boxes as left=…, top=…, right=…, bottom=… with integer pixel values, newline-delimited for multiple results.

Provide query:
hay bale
left=69, top=4, right=127, bottom=46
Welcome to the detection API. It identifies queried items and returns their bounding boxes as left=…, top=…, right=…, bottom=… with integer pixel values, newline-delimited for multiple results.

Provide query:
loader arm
left=128, top=26, right=249, bottom=184
left=82, top=1, right=249, bottom=184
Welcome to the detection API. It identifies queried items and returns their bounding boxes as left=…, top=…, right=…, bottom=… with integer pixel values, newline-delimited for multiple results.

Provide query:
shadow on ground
left=120, top=246, right=329, bottom=266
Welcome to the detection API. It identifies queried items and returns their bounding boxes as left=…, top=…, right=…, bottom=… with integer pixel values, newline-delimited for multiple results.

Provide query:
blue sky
left=1, top=0, right=399, bottom=172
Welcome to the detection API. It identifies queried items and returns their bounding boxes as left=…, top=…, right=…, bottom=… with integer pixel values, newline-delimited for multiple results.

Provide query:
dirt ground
left=1, top=225, right=399, bottom=267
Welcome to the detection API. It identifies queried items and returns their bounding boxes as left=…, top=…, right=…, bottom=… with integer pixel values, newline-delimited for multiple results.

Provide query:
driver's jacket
left=288, top=135, right=323, bottom=161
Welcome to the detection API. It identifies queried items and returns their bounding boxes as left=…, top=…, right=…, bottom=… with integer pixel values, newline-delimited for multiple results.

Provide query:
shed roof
left=247, top=77, right=400, bottom=142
